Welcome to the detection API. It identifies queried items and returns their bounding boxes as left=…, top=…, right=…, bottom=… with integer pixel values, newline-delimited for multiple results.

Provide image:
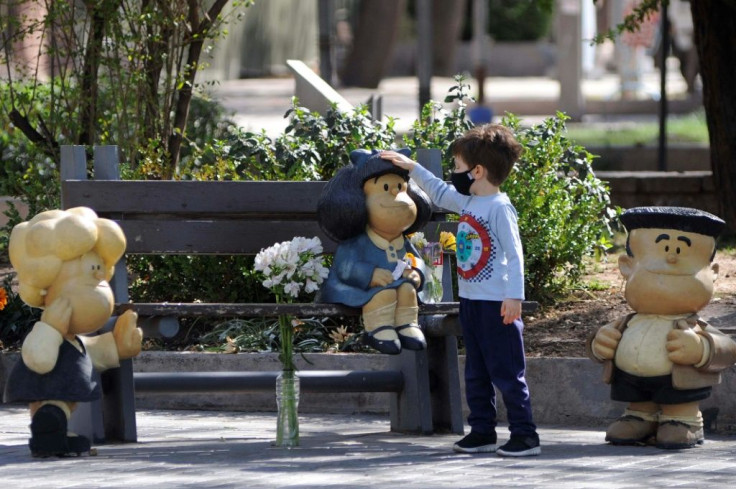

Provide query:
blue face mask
left=450, top=168, right=475, bottom=195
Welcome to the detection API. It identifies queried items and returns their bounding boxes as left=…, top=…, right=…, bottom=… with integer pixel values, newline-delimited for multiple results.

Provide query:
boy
left=381, top=123, right=540, bottom=457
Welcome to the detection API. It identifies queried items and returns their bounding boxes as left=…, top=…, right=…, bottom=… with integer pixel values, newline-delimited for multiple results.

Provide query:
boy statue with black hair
left=589, top=206, right=736, bottom=449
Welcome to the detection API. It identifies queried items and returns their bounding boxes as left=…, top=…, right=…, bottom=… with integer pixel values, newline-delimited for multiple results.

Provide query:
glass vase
left=424, top=265, right=444, bottom=303
left=275, top=370, right=300, bottom=448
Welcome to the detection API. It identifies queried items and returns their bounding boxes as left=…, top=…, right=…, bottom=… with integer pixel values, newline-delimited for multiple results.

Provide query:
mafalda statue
left=317, top=149, right=432, bottom=354
left=588, top=206, right=736, bottom=449
left=3, top=207, right=142, bottom=457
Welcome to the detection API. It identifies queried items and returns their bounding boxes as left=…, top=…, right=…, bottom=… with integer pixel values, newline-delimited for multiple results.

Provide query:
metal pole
left=472, top=0, right=488, bottom=104
left=318, top=0, right=335, bottom=86
left=658, top=2, right=669, bottom=171
left=416, top=0, right=433, bottom=115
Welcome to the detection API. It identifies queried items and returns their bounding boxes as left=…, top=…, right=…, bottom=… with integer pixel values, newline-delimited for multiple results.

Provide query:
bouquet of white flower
left=254, top=236, right=329, bottom=447
left=254, top=236, right=329, bottom=369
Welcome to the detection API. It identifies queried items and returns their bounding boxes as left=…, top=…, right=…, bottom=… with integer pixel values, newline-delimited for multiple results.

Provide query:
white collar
left=366, top=227, right=405, bottom=251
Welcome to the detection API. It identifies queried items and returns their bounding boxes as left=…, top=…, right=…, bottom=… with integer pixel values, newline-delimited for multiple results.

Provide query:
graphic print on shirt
left=456, top=212, right=495, bottom=281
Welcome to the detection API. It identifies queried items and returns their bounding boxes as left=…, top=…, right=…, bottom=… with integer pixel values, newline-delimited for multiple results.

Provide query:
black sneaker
left=453, top=431, right=498, bottom=453
left=496, top=434, right=541, bottom=457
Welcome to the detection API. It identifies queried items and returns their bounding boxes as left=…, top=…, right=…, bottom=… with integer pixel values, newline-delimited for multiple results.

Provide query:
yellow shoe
left=605, top=414, right=658, bottom=445
left=656, top=420, right=704, bottom=449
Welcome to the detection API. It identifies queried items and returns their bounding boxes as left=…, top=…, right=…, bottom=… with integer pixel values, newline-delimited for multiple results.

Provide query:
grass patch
left=565, top=110, right=709, bottom=146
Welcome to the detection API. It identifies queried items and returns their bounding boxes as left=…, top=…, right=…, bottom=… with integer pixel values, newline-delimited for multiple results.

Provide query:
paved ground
left=2, top=405, right=735, bottom=488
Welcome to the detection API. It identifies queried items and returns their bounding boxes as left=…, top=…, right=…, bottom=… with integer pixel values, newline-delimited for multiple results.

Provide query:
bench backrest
left=60, top=146, right=451, bottom=256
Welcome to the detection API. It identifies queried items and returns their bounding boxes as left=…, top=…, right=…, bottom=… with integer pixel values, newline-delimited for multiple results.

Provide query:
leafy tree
left=0, top=0, right=252, bottom=178
left=595, top=0, right=736, bottom=231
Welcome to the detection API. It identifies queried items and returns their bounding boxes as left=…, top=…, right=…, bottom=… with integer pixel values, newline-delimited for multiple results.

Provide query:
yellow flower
left=404, top=252, right=418, bottom=267
left=439, top=231, right=456, bottom=252
left=0, top=287, right=7, bottom=311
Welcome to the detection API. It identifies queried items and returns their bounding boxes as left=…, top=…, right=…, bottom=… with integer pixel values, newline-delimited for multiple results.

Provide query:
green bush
left=178, top=99, right=396, bottom=181
left=502, top=112, right=620, bottom=303
left=402, top=79, right=474, bottom=176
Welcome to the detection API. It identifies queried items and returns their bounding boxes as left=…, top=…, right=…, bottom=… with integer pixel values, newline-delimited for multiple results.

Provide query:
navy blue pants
left=459, top=298, right=537, bottom=437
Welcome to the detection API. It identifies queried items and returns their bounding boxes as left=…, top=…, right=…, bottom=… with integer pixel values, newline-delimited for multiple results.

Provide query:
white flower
left=255, top=236, right=328, bottom=301
left=304, top=279, right=319, bottom=294
left=409, top=232, right=428, bottom=251
left=284, top=281, right=301, bottom=298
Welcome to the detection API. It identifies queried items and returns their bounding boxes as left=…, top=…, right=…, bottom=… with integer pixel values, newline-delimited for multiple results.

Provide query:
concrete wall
left=3, top=352, right=735, bottom=432
left=599, top=171, right=718, bottom=216
left=590, top=144, right=710, bottom=172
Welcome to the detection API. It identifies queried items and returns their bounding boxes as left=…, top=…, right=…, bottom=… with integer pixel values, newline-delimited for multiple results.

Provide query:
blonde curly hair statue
left=9, top=207, right=126, bottom=308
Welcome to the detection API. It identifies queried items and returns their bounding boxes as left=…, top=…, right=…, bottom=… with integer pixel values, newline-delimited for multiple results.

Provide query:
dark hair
left=317, top=149, right=433, bottom=242
left=450, top=123, right=522, bottom=186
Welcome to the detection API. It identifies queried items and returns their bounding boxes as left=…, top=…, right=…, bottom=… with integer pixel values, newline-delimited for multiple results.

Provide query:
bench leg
left=389, top=349, right=433, bottom=435
left=427, top=335, right=465, bottom=434
left=101, top=358, right=138, bottom=442
left=68, top=359, right=138, bottom=443
left=68, top=372, right=106, bottom=444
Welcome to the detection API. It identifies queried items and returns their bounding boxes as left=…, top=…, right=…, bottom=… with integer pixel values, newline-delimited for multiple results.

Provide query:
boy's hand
left=500, top=298, right=522, bottom=325
left=380, top=150, right=417, bottom=171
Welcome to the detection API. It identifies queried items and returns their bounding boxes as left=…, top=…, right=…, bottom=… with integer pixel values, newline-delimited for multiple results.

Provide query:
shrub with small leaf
left=501, top=112, right=620, bottom=303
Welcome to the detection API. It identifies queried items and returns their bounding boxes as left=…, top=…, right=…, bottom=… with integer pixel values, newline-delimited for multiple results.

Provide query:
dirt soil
left=3, top=252, right=736, bottom=357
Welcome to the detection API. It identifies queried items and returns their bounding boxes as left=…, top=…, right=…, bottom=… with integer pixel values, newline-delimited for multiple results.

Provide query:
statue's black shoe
left=29, top=404, right=90, bottom=457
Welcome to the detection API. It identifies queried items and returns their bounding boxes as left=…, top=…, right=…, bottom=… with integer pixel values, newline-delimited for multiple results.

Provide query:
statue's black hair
left=622, top=206, right=725, bottom=260
left=317, top=149, right=433, bottom=243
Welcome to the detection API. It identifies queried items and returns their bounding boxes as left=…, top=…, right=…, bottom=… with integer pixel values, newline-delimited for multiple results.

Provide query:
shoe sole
left=453, top=443, right=498, bottom=454
left=656, top=439, right=704, bottom=450
left=605, top=436, right=653, bottom=446
left=496, top=446, right=541, bottom=457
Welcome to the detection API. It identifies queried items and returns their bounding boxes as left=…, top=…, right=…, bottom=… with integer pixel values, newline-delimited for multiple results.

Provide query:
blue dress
left=319, top=233, right=424, bottom=307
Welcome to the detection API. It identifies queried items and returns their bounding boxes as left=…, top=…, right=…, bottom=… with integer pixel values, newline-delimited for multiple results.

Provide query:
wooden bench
left=60, top=145, right=537, bottom=444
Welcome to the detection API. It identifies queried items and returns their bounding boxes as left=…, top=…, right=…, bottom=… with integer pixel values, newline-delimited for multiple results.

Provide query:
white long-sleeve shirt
left=410, top=164, right=525, bottom=301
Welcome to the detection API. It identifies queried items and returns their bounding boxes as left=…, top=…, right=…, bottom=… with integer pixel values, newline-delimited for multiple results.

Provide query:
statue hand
left=113, top=310, right=142, bottom=360
left=40, top=297, right=72, bottom=336
left=592, top=325, right=622, bottom=360
left=370, top=268, right=394, bottom=287
left=666, top=323, right=704, bottom=365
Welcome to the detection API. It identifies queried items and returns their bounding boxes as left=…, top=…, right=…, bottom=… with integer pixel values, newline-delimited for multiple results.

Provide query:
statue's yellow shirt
left=614, top=314, right=691, bottom=377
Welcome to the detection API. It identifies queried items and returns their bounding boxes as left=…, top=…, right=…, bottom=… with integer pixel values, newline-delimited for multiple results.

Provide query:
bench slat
left=62, top=180, right=326, bottom=215
left=116, top=220, right=335, bottom=254
left=116, top=301, right=538, bottom=319
left=116, top=301, right=462, bottom=317
left=134, top=370, right=404, bottom=393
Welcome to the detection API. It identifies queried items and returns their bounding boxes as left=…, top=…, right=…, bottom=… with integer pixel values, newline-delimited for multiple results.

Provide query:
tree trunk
left=432, top=0, right=466, bottom=76
left=141, top=0, right=174, bottom=144
left=167, top=0, right=230, bottom=177
left=690, top=1, right=736, bottom=231
left=340, top=0, right=406, bottom=88
left=78, top=1, right=107, bottom=146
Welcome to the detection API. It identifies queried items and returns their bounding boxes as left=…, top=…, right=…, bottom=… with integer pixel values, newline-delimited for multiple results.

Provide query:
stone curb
left=3, top=352, right=735, bottom=432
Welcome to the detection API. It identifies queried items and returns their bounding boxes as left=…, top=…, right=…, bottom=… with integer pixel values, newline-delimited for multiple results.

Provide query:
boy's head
left=450, top=124, right=522, bottom=186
